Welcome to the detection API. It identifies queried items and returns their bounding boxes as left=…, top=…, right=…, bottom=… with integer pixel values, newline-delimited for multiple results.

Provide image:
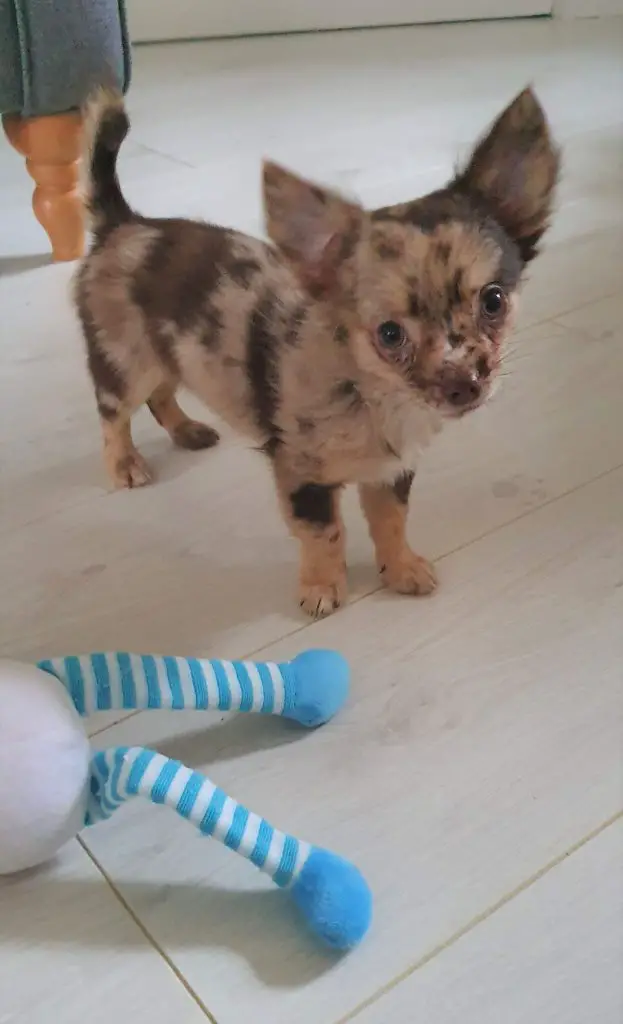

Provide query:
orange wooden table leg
left=3, top=113, right=29, bottom=155
left=3, top=111, right=85, bottom=262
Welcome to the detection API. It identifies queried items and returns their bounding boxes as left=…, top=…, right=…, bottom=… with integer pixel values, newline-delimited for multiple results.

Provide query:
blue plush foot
left=290, top=848, right=372, bottom=950
left=281, top=650, right=350, bottom=728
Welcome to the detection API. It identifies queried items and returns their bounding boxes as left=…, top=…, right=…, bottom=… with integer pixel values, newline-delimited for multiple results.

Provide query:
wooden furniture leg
left=3, top=111, right=84, bottom=262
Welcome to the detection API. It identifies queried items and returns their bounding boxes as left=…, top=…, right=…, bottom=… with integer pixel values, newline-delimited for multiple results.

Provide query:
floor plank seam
left=335, top=809, right=623, bottom=1024
left=519, top=287, right=619, bottom=333
left=132, top=140, right=197, bottom=170
left=76, top=835, right=221, bottom=1024
left=87, top=462, right=623, bottom=741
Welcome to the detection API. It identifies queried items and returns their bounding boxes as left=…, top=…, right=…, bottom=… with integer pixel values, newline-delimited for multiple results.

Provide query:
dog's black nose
left=441, top=370, right=481, bottom=408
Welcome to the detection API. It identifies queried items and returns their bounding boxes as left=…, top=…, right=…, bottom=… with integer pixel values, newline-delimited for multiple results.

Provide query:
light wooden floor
left=1, top=16, right=622, bottom=1024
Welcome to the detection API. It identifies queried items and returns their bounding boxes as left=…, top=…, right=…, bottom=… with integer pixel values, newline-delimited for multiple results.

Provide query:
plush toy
left=0, top=650, right=371, bottom=950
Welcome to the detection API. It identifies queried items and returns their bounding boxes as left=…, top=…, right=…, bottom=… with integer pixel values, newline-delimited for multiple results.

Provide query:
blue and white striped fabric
left=38, top=648, right=350, bottom=729
left=88, top=746, right=311, bottom=888
left=37, top=648, right=368, bottom=947
left=38, top=653, right=289, bottom=717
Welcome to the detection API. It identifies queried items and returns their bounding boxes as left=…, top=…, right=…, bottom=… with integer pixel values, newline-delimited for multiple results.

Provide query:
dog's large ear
left=454, top=88, right=560, bottom=263
left=263, top=161, right=363, bottom=294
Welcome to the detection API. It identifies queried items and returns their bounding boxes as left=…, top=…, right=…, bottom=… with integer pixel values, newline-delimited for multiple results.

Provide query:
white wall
left=554, top=0, right=623, bottom=14
left=127, top=1, right=552, bottom=44
left=126, top=0, right=623, bottom=44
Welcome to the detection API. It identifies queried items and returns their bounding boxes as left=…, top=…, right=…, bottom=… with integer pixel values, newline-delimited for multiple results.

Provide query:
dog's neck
left=362, top=376, right=443, bottom=472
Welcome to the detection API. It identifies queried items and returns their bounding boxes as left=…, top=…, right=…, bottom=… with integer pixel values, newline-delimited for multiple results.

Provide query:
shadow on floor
left=0, top=253, right=51, bottom=276
left=0, top=873, right=343, bottom=988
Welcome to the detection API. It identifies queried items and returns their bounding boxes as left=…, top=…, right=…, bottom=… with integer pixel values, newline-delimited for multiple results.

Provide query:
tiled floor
left=1, top=15, right=622, bottom=1024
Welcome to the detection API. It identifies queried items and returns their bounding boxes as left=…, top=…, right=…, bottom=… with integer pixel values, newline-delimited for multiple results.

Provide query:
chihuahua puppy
left=74, top=87, right=559, bottom=617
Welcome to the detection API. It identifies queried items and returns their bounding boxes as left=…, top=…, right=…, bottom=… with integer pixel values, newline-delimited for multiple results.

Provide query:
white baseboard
left=554, top=0, right=623, bottom=15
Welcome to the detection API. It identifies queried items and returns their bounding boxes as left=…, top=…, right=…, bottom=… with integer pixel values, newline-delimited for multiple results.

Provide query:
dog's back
left=74, top=90, right=322, bottom=485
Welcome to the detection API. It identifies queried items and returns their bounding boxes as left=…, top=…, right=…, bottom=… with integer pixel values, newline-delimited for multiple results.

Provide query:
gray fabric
left=0, top=0, right=131, bottom=117
left=0, top=2, right=23, bottom=111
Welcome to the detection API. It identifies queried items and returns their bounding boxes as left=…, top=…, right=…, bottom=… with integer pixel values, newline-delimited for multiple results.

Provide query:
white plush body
left=0, top=652, right=372, bottom=949
left=0, top=661, right=91, bottom=874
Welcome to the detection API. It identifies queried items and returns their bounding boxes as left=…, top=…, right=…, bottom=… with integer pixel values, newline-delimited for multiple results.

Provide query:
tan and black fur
left=74, top=88, right=559, bottom=616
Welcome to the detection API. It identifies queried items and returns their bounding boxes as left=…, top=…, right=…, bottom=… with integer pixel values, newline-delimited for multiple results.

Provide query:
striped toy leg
left=37, top=649, right=350, bottom=726
left=87, top=746, right=371, bottom=949
left=88, top=746, right=311, bottom=882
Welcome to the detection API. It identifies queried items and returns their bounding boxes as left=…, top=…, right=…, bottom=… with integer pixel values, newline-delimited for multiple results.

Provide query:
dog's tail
left=82, top=88, right=134, bottom=234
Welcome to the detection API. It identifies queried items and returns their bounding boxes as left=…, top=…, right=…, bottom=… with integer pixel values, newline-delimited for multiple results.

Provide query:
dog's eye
left=480, top=284, right=507, bottom=320
left=377, top=320, right=406, bottom=347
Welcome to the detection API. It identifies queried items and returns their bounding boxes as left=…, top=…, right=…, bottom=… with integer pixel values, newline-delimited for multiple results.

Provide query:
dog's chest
left=376, top=395, right=442, bottom=473
left=303, top=392, right=442, bottom=485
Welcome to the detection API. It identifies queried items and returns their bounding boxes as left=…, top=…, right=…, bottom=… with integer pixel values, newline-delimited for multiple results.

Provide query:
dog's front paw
left=108, top=450, right=153, bottom=490
left=380, top=550, right=438, bottom=596
left=299, top=573, right=347, bottom=618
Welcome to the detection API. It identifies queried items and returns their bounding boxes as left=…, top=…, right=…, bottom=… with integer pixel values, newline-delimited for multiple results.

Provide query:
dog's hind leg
left=146, top=382, right=220, bottom=452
